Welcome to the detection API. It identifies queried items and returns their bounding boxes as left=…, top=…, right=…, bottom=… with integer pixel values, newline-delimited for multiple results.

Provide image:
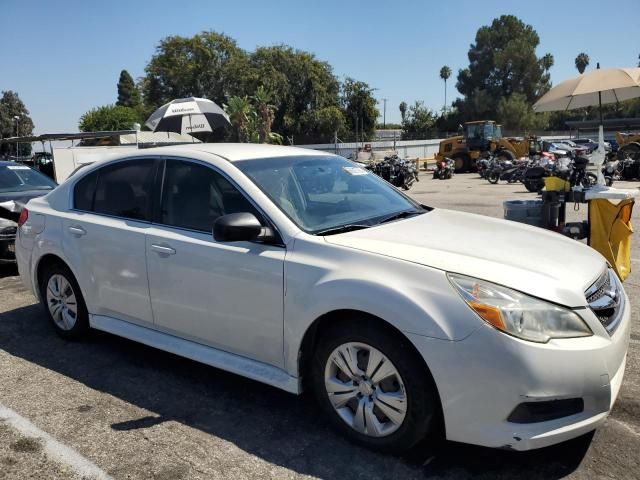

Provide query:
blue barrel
left=503, top=200, right=545, bottom=227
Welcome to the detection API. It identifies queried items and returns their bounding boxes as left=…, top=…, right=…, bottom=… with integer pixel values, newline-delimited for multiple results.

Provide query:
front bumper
left=407, top=294, right=630, bottom=451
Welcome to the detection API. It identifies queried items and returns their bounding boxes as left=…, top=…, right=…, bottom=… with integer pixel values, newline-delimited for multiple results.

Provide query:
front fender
left=282, top=241, right=481, bottom=375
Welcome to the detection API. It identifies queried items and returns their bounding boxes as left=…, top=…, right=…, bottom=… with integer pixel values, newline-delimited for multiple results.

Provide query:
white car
left=15, top=144, right=630, bottom=453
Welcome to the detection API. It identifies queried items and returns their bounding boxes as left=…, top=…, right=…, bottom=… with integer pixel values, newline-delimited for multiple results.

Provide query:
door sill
left=90, top=314, right=300, bottom=394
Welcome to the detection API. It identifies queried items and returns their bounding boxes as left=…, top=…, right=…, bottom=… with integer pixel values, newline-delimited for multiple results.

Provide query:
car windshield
left=236, top=155, right=425, bottom=234
left=0, top=164, right=57, bottom=193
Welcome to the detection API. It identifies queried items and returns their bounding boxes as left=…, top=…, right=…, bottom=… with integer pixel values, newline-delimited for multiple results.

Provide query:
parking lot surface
left=1, top=174, right=639, bottom=479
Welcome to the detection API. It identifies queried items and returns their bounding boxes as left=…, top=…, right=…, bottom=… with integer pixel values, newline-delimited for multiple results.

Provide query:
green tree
left=455, top=15, right=553, bottom=120
left=497, top=93, right=548, bottom=132
left=399, top=101, right=408, bottom=123
left=252, top=86, right=275, bottom=143
left=0, top=91, right=35, bottom=157
left=341, top=77, right=378, bottom=141
left=224, top=96, right=254, bottom=142
left=116, top=70, right=141, bottom=108
left=439, top=66, right=452, bottom=111
left=301, top=106, right=347, bottom=140
left=575, top=53, right=590, bottom=74
left=402, top=101, right=435, bottom=139
left=541, top=53, right=554, bottom=72
left=78, top=105, right=140, bottom=132
left=141, top=31, right=249, bottom=109
left=247, top=45, right=341, bottom=142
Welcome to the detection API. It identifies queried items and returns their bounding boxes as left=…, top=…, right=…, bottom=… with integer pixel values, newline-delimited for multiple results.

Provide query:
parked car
left=0, top=161, right=57, bottom=263
left=553, top=141, right=589, bottom=156
left=542, top=141, right=570, bottom=158
left=605, top=137, right=619, bottom=152
left=571, top=138, right=598, bottom=153
left=572, top=138, right=611, bottom=153
left=16, top=144, right=630, bottom=453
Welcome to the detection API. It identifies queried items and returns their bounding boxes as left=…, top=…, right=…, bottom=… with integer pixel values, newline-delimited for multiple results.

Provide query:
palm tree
left=253, top=86, right=275, bottom=144
left=439, top=66, right=452, bottom=112
left=541, top=53, right=554, bottom=72
left=575, top=53, right=590, bottom=74
left=399, top=101, right=408, bottom=124
left=224, top=96, right=253, bottom=142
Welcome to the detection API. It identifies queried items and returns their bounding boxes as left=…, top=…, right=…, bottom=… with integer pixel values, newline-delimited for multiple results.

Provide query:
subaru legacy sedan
left=16, top=144, right=629, bottom=453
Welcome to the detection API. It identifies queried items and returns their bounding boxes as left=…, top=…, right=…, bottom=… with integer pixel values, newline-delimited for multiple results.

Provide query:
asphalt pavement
left=1, top=174, right=639, bottom=479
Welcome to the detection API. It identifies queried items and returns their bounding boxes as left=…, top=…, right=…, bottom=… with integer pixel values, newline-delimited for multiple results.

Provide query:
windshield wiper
left=315, top=224, right=372, bottom=236
left=378, top=209, right=425, bottom=224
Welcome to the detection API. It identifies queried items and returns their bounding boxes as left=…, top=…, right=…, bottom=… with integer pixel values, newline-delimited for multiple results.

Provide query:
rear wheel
left=39, top=263, right=89, bottom=339
left=311, top=321, right=439, bottom=453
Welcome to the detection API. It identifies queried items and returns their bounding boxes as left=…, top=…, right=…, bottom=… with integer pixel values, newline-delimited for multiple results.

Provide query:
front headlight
left=448, top=273, right=592, bottom=343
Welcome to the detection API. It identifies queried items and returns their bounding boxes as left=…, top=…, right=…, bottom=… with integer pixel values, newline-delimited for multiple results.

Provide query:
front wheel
left=487, top=171, right=500, bottom=184
left=311, top=322, right=439, bottom=453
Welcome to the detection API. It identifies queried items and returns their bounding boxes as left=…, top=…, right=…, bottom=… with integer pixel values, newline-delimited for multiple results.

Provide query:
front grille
left=585, top=269, right=624, bottom=334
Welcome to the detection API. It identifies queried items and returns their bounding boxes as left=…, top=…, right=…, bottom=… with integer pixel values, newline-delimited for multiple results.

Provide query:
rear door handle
left=151, top=243, right=176, bottom=255
left=68, top=226, right=86, bottom=236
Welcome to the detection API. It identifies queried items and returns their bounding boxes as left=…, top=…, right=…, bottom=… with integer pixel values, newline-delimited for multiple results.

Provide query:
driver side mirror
left=213, top=212, right=275, bottom=243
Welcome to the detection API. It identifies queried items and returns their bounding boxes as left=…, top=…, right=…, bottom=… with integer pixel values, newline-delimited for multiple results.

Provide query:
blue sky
left=1, top=0, right=638, bottom=134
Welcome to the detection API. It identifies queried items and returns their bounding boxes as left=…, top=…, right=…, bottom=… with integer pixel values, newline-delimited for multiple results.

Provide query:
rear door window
left=91, top=159, right=157, bottom=221
left=73, top=170, right=98, bottom=211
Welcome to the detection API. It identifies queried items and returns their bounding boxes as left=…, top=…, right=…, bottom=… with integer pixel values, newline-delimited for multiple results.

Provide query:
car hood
left=324, top=209, right=605, bottom=307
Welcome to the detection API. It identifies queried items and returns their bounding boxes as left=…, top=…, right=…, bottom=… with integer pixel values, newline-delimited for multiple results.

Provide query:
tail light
left=17, top=208, right=29, bottom=228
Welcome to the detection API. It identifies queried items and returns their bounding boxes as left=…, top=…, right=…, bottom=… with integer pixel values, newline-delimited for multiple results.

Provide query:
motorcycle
left=487, top=159, right=531, bottom=184
left=433, top=158, right=455, bottom=180
left=369, top=154, right=419, bottom=190
left=475, top=153, right=493, bottom=179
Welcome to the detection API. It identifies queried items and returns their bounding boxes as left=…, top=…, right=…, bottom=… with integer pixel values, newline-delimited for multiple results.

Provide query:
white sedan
left=15, top=144, right=630, bottom=453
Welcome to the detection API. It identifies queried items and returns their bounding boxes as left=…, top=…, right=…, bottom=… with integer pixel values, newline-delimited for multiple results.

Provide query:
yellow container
left=544, top=177, right=570, bottom=192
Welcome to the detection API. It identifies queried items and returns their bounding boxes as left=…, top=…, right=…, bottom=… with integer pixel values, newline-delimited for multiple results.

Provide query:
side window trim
left=154, top=156, right=284, bottom=245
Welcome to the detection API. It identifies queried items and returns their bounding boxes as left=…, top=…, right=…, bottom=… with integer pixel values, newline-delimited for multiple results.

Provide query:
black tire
left=38, top=262, right=89, bottom=339
left=487, top=170, right=500, bottom=184
left=496, top=149, right=515, bottom=162
left=524, top=179, right=545, bottom=193
left=310, top=320, right=439, bottom=454
left=605, top=176, right=614, bottom=187
left=452, top=155, right=470, bottom=173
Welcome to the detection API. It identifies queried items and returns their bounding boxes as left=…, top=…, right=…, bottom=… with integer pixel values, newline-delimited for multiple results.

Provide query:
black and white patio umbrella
left=145, top=97, right=230, bottom=136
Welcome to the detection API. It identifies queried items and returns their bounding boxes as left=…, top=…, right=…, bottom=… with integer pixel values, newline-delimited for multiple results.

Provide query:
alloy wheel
left=324, top=342, right=407, bottom=437
left=46, top=274, right=78, bottom=331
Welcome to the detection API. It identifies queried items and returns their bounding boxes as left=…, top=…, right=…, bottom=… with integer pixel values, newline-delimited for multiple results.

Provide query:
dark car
left=0, top=161, right=57, bottom=263
left=572, top=138, right=598, bottom=152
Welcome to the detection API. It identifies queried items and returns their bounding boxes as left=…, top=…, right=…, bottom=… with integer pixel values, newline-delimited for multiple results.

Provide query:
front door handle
left=150, top=243, right=176, bottom=255
left=68, top=226, right=86, bottom=236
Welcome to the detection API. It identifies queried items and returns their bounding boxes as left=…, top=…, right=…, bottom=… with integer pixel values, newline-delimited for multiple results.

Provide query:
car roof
left=124, top=143, right=333, bottom=162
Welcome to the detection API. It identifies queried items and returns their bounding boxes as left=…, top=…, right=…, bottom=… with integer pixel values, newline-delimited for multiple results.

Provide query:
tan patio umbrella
left=533, top=65, right=640, bottom=185
left=533, top=66, right=640, bottom=114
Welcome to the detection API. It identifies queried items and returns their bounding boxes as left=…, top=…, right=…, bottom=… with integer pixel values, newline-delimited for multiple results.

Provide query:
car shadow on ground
left=0, top=303, right=594, bottom=479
